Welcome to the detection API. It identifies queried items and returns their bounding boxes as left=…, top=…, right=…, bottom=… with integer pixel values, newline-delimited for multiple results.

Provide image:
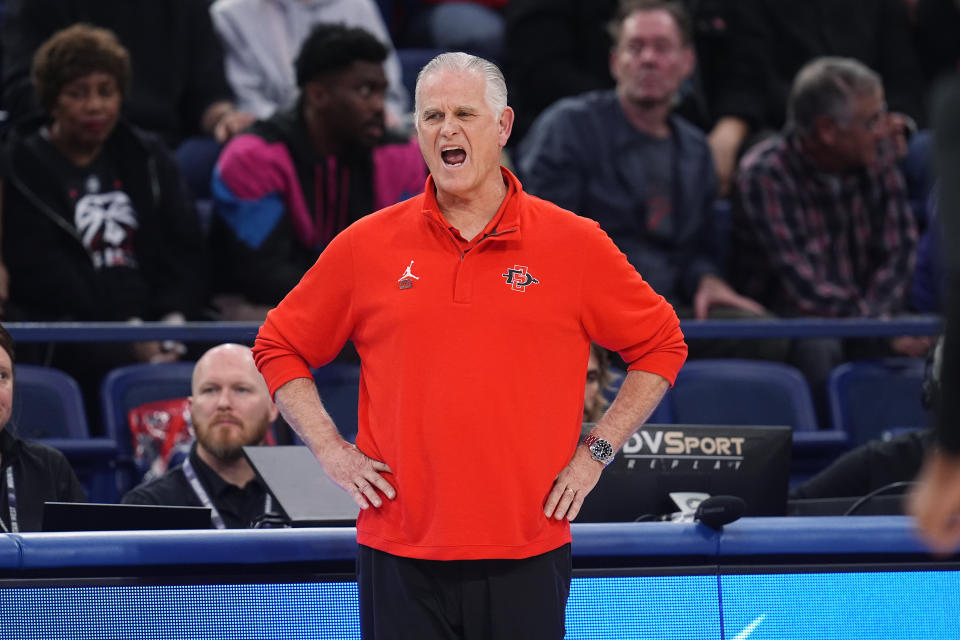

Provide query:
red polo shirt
left=254, top=167, right=686, bottom=560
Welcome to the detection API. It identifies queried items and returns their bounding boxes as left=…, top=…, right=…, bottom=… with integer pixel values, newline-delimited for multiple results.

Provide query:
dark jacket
left=0, top=428, right=87, bottom=532
left=1, top=118, right=206, bottom=321
left=518, top=90, right=719, bottom=306
left=210, top=108, right=425, bottom=305
left=122, top=444, right=270, bottom=529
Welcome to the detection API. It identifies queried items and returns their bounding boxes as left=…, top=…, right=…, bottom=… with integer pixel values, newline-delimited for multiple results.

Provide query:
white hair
left=414, top=52, right=508, bottom=125
left=787, top=56, right=882, bottom=135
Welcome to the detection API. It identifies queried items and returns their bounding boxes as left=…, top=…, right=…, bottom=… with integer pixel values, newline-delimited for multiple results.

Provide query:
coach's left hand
left=544, top=446, right=604, bottom=521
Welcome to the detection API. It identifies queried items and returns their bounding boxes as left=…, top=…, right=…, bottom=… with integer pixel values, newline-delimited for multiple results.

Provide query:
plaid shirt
left=732, top=133, right=917, bottom=318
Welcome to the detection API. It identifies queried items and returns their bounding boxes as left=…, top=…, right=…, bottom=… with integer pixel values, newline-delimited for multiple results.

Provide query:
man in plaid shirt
left=732, top=56, right=924, bottom=398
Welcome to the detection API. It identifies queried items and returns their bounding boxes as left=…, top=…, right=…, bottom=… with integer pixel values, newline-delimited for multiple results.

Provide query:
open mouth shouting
left=441, top=145, right=467, bottom=167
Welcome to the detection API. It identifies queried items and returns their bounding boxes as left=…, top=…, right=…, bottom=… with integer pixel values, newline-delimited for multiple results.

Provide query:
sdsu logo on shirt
left=75, top=191, right=139, bottom=269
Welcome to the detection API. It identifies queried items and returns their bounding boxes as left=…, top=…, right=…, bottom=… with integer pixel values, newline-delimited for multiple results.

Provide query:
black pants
left=357, top=543, right=571, bottom=640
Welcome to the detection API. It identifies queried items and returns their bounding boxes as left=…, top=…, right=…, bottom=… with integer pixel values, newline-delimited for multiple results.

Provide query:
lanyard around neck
left=1, top=453, right=18, bottom=533
left=182, top=457, right=272, bottom=530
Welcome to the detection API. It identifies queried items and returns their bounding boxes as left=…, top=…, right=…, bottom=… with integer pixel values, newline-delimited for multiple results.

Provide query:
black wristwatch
left=582, top=432, right=614, bottom=466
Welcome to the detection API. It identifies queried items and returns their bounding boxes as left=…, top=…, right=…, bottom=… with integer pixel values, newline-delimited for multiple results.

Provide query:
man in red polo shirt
left=253, top=52, right=687, bottom=639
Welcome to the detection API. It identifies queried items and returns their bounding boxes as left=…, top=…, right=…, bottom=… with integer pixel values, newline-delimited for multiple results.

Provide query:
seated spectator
left=520, top=0, right=784, bottom=361
left=210, top=23, right=426, bottom=319
left=732, top=57, right=924, bottom=400
left=791, top=429, right=931, bottom=500
left=0, top=323, right=86, bottom=533
left=209, top=0, right=408, bottom=124
left=0, top=25, right=206, bottom=419
left=707, top=0, right=924, bottom=196
left=122, top=343, right=279, bottom=530
left=1, top=0, right=253, bottom=149
left=584, top=343, right=617, bottom=424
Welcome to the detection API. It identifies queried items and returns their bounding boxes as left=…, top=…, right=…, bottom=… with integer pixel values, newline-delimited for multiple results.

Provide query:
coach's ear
left=498, top=106, right=514, bottom=148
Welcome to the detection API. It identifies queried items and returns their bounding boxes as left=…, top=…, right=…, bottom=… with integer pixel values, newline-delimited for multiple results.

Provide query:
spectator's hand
left=885, top=112, right=916, bottom=160
left=544, top=445, right=604, bottom=522
left=708, top=117, right=749, bottom=197
left=317, top=440, right=395, bottom=510
left=213, top=109, right=256, bottom=144
left=210, top=294, right=270, bottom=322
left=890, top=335, right=933, bottom=358
left=693, top=274, right=766, bottom=320
left=131, top=340, right=184, bottom=363
left=908, top=448, right=960, bottom=555
left=129, top=313, right=187, bottom=363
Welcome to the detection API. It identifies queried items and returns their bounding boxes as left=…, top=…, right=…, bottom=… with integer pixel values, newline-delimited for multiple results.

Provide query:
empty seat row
left=12, top=357, right=929, bottom=501
left=612, top=358, right=930, bottom=462
left=11, top=361, right=362, bottom=502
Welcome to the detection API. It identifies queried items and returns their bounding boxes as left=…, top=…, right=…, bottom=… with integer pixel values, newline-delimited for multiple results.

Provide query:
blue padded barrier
left=11, top=527, right=358, bottom=570
left=570, top=522, right=718, bottom=558
left=2, top=316, right=942, bottom=343
left=0, top=534, right=21, bottom=569
left=716, top=516, right=927, bottom=556
left=0, top=517, right=934, bottom=572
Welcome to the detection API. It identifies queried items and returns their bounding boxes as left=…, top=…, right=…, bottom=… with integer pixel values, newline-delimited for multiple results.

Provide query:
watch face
left=590, top=439, right=614, bottom=461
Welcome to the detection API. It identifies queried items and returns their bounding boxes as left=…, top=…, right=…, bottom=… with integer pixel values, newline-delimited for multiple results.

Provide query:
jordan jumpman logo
left=398, top=260, right=420, bottom=281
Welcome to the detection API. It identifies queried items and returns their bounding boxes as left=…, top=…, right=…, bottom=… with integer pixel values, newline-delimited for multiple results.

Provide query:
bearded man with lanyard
left=122, top=344, right=279, bottom=529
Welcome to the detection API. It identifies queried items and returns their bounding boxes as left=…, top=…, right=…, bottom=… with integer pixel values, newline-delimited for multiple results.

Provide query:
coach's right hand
left=320, top=440, right=395, bottom=509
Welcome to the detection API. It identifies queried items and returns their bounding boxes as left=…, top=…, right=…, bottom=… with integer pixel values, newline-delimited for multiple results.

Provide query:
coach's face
left=416, top=69, right=513, bottom=200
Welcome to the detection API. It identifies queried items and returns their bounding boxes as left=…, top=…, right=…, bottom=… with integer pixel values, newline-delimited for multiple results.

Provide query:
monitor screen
left=42, top=502, right=212, bottom=532
left=578, top=424, right=792, bottom=521
left=243, top=446, right=359, bottom=526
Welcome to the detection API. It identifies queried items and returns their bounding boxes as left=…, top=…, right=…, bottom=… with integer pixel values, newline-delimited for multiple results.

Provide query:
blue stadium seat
left=654, top=359, right=844, bottom=482
left=664, top=359, right=820, bottom=431
left=311, top=363, right=362, bottom=443
left=9, top=364, right=119, bottom=502
left=99, top=362, right=195, bottom=494
left=827, top=358, right=930, bottom=447
left=10, top=364, right=89, bottom=440
left=397, top=47, right=445, bottom=104
left=593, top=366, right=674, bottom=424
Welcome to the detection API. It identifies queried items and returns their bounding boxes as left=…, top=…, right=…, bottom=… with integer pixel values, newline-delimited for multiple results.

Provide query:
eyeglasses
left=586, top=370, right=600, bottom=384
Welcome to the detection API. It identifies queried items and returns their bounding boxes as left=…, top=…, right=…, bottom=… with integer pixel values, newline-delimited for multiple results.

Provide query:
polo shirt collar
left=421, top=166, right=524, bottom=244
left=188, top=442, right=264, bottom=499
